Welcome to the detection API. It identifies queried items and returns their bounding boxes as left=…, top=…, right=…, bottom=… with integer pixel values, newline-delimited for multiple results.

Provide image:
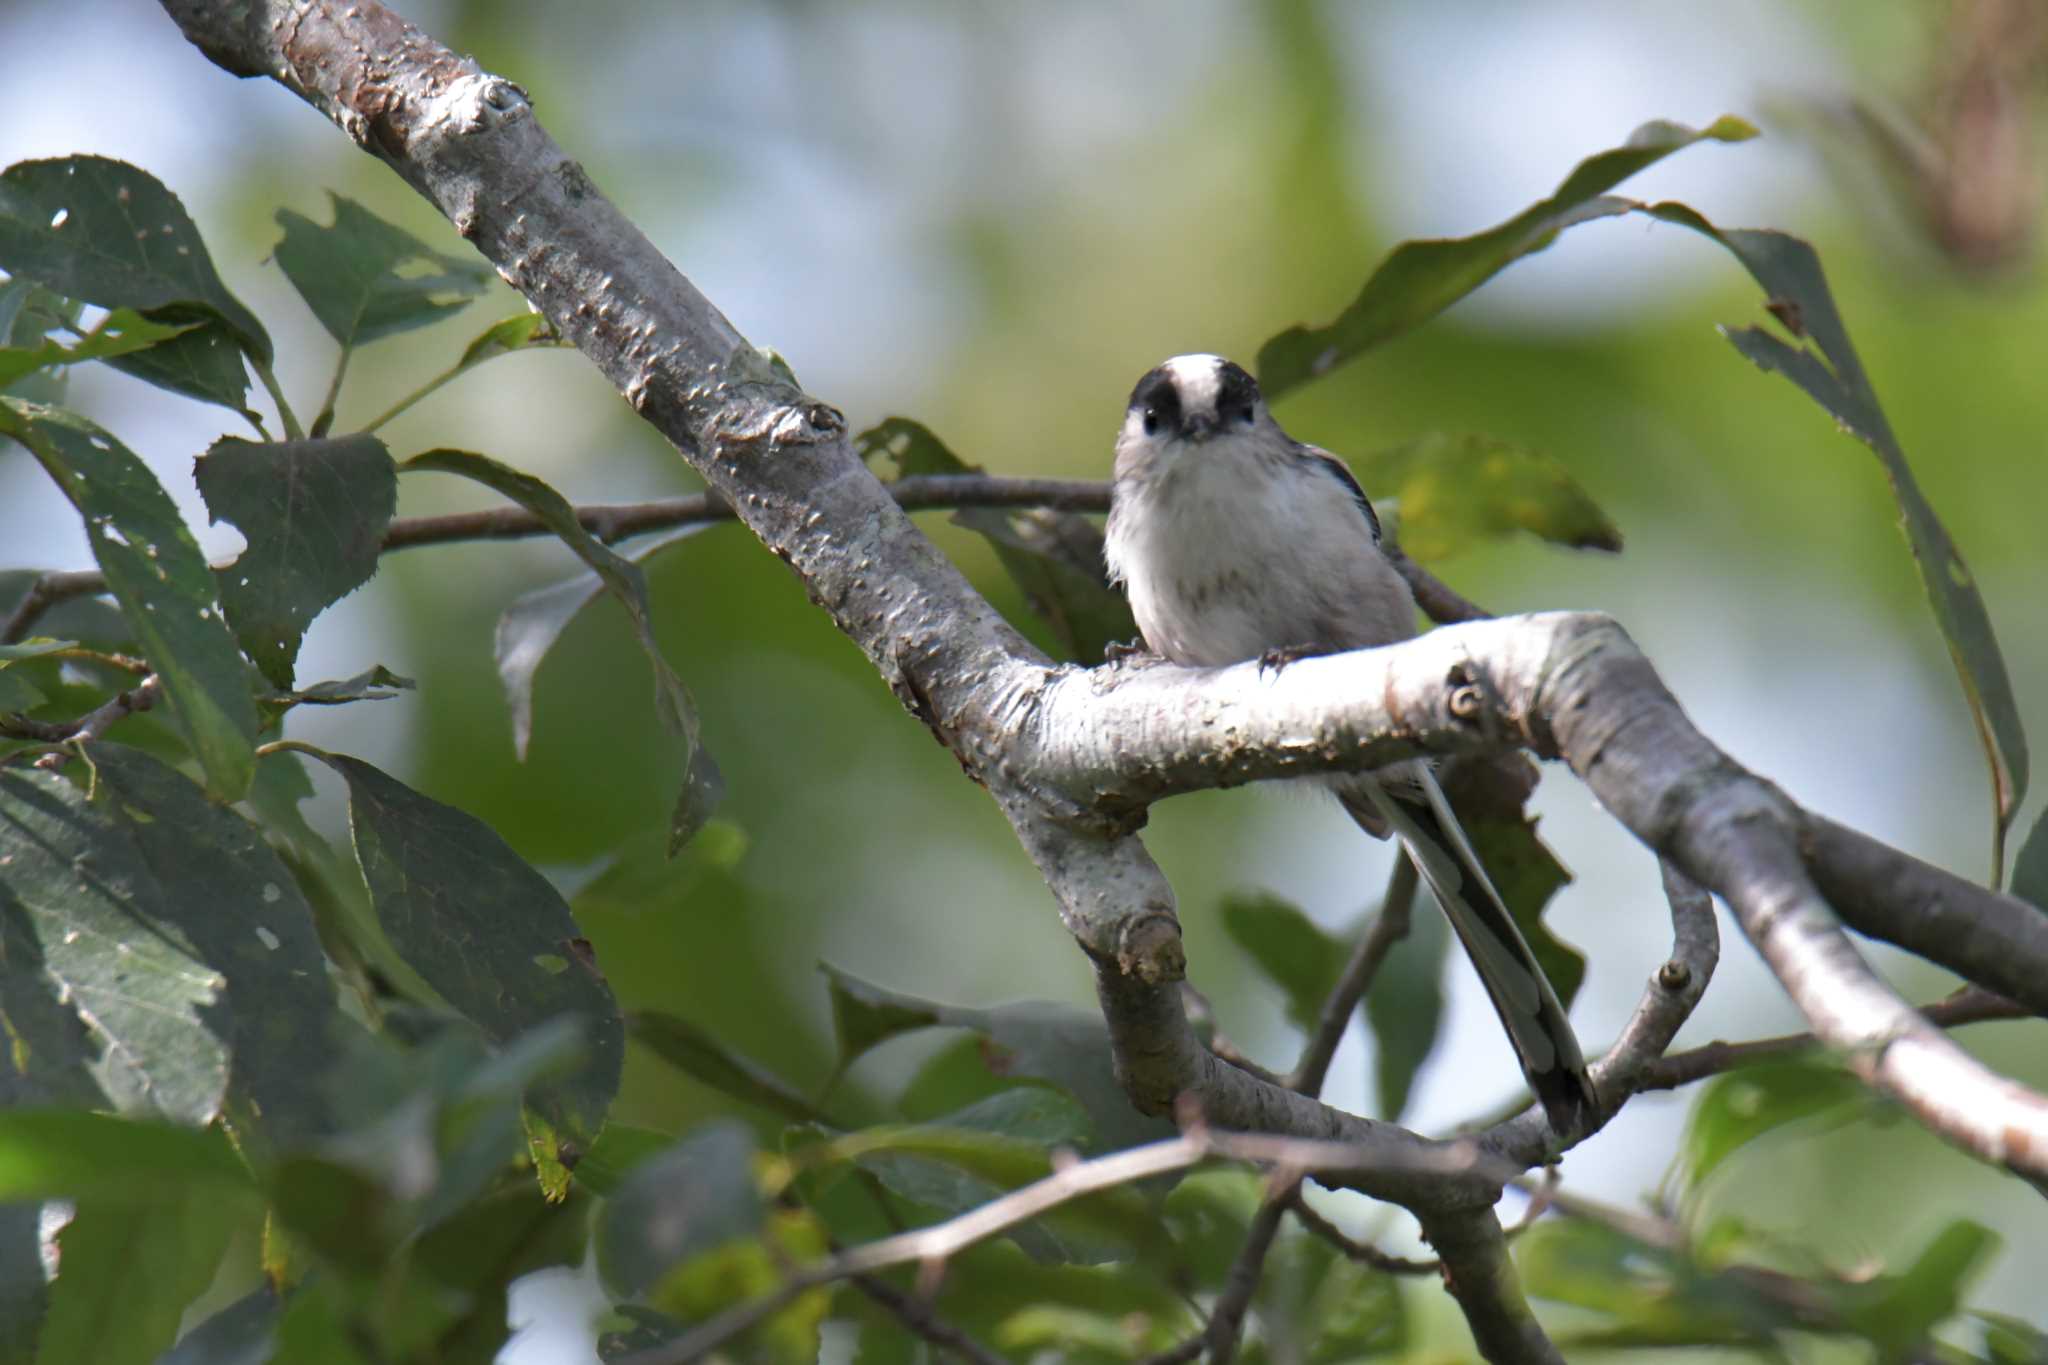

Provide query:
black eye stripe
left=1214, top=360, right=1261, bottom=423
left=1128, top=368, right=1182, bottom=437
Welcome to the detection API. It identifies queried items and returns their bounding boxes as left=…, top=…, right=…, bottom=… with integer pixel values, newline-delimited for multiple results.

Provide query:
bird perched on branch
left=1104, top=353, right=1595, bottom=1133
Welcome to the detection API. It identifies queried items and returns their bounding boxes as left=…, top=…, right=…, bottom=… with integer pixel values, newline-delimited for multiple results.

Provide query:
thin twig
left=1139, top=1174, right=1299, bottom=1365
left=6, top=674, right=161, bottom=760
left=848, top=1273, right=1008, bottom=1365
left=614, top=1126, right=1529, bottom=1365
left=1284, top=1189, right=1438, bottom=1276
left=1637, top=986, right=2029, bottom=1092
left=1288, top=852, right=1418, bottom=1095
left=2, top=475, right=1112, bottom=643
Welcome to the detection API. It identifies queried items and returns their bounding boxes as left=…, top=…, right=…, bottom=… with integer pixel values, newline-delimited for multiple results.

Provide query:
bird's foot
left=1103, top=637, right=1152, bottom=664
left=1257, top=644, right=1323, bottom=677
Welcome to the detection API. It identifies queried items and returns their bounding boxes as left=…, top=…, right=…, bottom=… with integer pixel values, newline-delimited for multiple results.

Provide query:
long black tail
left=1343, top=771, right=1596, bottom=1134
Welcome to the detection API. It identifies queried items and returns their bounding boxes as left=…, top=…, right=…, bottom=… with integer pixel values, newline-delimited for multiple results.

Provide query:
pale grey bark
left=152, top=2, right=2048, bottom=1358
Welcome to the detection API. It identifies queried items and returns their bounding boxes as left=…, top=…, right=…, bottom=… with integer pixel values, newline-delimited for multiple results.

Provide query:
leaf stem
left=251, top=356, right=305, bottom=441
left=311, top=344, right=351, bottom=438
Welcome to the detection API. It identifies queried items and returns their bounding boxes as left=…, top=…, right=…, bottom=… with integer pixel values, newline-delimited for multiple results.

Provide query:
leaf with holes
left=311, top=749, right=624, bottom=1142
left=0, top=156, right=271, bottom=362
left=195, top=434, right=397, bottom=688
left=89, top=745, right=346, bottom=1151
left=406, top=449, right=720, bottom=850
left=273, top=195, right=490, bottom=349
left=0, top=768, right=231, bottom=1123
left=0, top=400, right=257, bottom=797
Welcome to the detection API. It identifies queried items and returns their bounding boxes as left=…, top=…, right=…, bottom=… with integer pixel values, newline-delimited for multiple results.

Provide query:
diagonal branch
left=1288, top=852, right=1418, bottom=1096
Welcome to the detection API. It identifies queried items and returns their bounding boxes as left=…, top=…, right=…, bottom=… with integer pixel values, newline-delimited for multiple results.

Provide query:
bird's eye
left=1236, top=405, right=1256, bottom=425
left=1142, top=407, right=1161, bottom=436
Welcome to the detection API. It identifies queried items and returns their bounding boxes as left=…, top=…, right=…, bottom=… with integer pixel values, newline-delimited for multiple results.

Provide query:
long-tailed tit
left=1104, top=353, right=1595, bottom=1132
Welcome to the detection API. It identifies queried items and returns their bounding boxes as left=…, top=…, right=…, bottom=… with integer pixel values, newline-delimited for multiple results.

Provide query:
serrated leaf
left=0, top=157, right=272, bottom=363
left=1357, top=433, right=1621, bottom=561
left=39, top=1195, right=241, bottom=1365
left=0, top=769, right=231, bottom=1122
left=88, top=745, right=345, bottom=1150
left=1257, top=116, right=1757, bottom=400
left=273, top=195, right=489, bottom=349
left=1647, top=203, right=2029, bottom=880
left=0, top=307, right=195, bottom=389
left=405, top=449, right=721, bottom=850
left=597, top=1121, right=762, bottom=1297
left=195, top=434, right=398, bottom=688
left=1364, top=874, right=1447, bottom=1122
left=310, top=750, right=623, bottom=1143
left=1680, top=1059, right=1867, bottom=1194
left=0, top=399, right=257, bottom=798
left=0, top=1110, right=252, bottom=1202
left=1220, top=892, right=1347, bottom=1034
left=103, top=319, right=256, bottom=418
left=627, top=1009, right=830, bottom=1124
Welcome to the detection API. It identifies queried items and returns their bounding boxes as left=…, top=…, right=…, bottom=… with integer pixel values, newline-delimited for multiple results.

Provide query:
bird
left=1103, top=352, right=1595, bottom=1134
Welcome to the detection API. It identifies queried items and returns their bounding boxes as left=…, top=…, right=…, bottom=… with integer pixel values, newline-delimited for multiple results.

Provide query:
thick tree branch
left=148, top=7, right=2048, bottom=1355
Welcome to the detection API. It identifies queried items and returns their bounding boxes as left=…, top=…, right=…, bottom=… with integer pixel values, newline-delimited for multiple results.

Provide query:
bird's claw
left=1103, top=637, right=1151, bottom=664
left=1257, top=644, right=1319, bottom=677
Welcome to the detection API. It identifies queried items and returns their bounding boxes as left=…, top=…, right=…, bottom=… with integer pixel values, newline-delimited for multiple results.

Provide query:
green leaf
left=0, top=157, right=272, bottom=362
left=627, top=1009, right=831, bottom=1124
left=1357, top=433, right=1622, bottom=561
left=856, top=415, right=971, bottom=479
left=1648, top=204, right=2029, bottom=880
left=0, top=399, right=257, bottom=798
left=573, top=1122, right=676, bottom=1199
left=103, top=320, right=256, bottom=418
left=1220, top=892, right=1347, bottom=1035
left=1518, top=1219, right=1786, bottom=1348
left=156, top=1287, right=280, bottom=1365
left=1364, top=874, right=1447, bottom=1122
left=404, top=449, right=721, bottom=850
left=1980, top=1311, right=2048, bottom=1364
left=2013, top=805, right=2048, bottom=913
left=1835, top=1219, right=1997, bottom=1353
left=87, top=745, right=346, bottom=1150
left=0, top=1205, right=46, bottom=1363
left=412, top=1185, right=592, bottom=1365
left=818, top=964, right=1176, bottom=1155
left=0, top=1110, right=253, bottom=1202
left=841, top=1090, right=1111, bottom=1264
left=597, top=1120, right=763, bottom=1297
left=0, top=307, right=196, bottom=389
left=456, top=312, right=563, bottom=369
left=194, top=435, right=397, bottom=688
left=1256, top=116, right=1758, bottom=400
left=310, top=750, right=624, bottom=1143
left=956, top=505, right=1137, bottom=663
left=1680, top=1059, right=1867, bottom=1194
left=268, top=664, right=415, bottom=707
left=39, top=1194, right=241, bottom=1365
left=273, top=195, right=490, bottom=349
left=0, top=769, right=232, bottom=1121
left=0, top=637, right=66, bottom=713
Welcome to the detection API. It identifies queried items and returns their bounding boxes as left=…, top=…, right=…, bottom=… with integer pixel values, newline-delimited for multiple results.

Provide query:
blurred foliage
left=2, top=1, right=2048, bottom=1362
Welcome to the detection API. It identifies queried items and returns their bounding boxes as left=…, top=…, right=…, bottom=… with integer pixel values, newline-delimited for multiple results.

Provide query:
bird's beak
left=1180, top=410, right=1220, bottom=441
